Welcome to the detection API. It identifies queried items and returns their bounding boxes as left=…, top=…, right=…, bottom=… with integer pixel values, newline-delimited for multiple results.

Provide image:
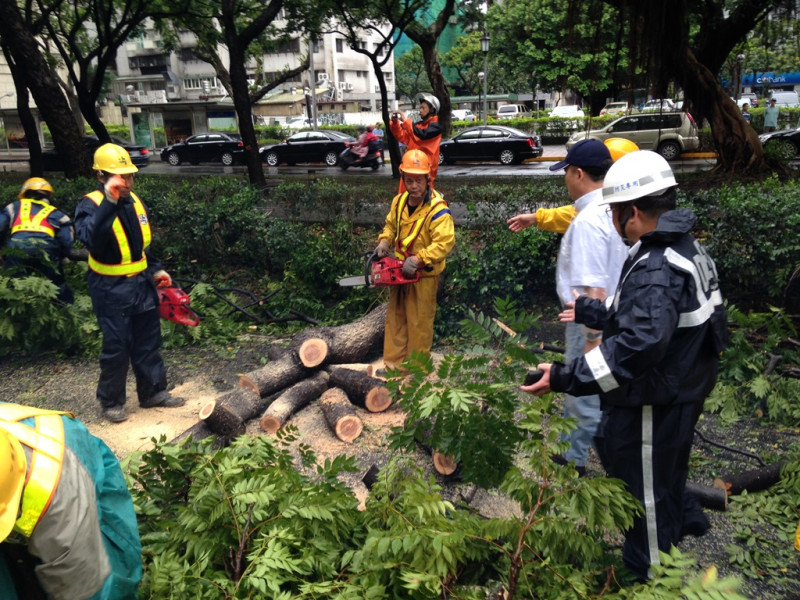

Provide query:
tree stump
left=198, top=388, right=264, bottom=439
left=328, top=367, right=392, bottom=412
left=319, top=387, right=363, bottom=442
left=259, top=371, right=330, bottom=434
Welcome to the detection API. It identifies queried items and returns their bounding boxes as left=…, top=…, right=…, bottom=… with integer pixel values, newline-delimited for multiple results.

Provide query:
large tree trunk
left=0, top=3, right=88, bottom=178
left=2, top=46, right=43, bottom=175
left=676, top=48, right=766, bottom=173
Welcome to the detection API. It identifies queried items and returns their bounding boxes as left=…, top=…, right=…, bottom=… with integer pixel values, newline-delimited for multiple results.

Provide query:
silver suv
left=566, top=112, right=699, bottom=161
left=496, top=104, right=531, bottom=119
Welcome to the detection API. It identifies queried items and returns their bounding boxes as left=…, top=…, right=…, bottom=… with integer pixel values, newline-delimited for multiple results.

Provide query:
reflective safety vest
left=85, top=190, right=151, bottom=277
left=10, top=200, right=56, bottom=237
left=0, top=404, right=72, bottom=538
left=392, top=190, right=447, bottom=259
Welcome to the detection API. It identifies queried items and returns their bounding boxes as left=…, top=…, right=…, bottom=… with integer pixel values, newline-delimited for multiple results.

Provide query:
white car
left=451, top=109, right=476, bottom=121
left=285, top=117, right=316, bottom=129
left=549, top=105, right=585, bottom=118
left=641, top=99, right=676, bottom=112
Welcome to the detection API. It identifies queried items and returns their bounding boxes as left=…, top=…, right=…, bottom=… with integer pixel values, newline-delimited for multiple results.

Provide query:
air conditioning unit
left=345, top=82, right=353, bottom=91
left=317, top=72, right=329, bottom=82
left=335, top=89, right=343, bottom=101
left=135, top=90, right=146, bottom=101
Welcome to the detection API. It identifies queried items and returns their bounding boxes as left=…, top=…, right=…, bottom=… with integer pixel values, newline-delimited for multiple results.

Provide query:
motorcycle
left=339, top=141, right=382, bottom=171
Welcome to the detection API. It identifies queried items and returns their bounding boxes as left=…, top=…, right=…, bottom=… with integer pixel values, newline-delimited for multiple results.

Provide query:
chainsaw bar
left=338, top=274, right=372, bottom=287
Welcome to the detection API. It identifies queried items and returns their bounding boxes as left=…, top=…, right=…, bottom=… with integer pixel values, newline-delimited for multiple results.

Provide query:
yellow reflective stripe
left=10, top=200, right=56, bottom=237
left=0, top=403, right=72, bottom=422
left=0, top=414, right=66, bottom=538
left=86, top=190, right=151, bottom=276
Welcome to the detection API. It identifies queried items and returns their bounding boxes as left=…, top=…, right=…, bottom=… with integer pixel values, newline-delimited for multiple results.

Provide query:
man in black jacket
left=523, top=150, right=729, bottom=581
left=74, top=143, right=184, bottom=423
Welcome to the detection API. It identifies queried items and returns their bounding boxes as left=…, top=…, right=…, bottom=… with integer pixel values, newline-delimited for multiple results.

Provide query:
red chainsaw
left=157, top=285, right=202, bottom=326
left=338, top=252, right=420, bottom=287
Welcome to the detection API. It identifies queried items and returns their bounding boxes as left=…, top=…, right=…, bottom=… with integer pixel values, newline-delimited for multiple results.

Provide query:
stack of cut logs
left=196, top=304, right=392, bottom=445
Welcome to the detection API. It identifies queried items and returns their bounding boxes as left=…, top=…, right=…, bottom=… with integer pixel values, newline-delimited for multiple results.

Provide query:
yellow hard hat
left=399, top=149, right=430, bottom=175
left=18, top=177, right=54, bottom=200
left=604, top=138, right=640, bottom=162
left=0, top=428, right=26, bottom=542
left=92, top=143, right=138, bottom=174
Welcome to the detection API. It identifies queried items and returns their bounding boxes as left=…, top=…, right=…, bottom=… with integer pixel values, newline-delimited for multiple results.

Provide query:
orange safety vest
left=392, top=190, right=447, bottom=259
left=0, top=404, right=72, bottom=538
left=10, top=200, right=56, bottom=237
left=85, top=190, right=151, bottom=277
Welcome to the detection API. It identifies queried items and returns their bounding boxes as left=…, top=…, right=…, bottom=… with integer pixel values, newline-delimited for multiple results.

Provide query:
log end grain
left=298, top=338, right=329, bottom=368
left=260, top=414, right=282, bottom=434
left=335, top=415, right=364, bottom=443
left=432, top=451, right=458, bottom=476
left=238, top=374, right=260, bottom=395
left=199, top=400, right=247, bottom=439
left=365, top=386, right=393, bottom=413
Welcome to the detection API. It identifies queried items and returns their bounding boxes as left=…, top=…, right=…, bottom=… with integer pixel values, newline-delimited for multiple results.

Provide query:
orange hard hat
left=399, top=149, right=430, bottom=175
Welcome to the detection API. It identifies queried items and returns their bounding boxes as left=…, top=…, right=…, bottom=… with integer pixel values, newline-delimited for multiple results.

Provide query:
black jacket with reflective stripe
left=550, top=209, right=729, bottom=408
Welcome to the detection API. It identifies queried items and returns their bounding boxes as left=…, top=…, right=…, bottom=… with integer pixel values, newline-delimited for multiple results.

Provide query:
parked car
left=599, top=101, right=629, bottom=116
left=769, top=91, right=800, bottom=108
left=42, top=135, right=150, bottom=171
left=549, top=105, right=585, bottom=118
left=566, top=112, right=699, bottom=161
left=731, top=97, right=756, bottom=109
left=438, top=125, right=542, bottom=165
left=285, top=116, right=318, bottom=129
left=741, top=92, right=759, bottom=108
left=160, top=132, right=244, bottom=166
left=641, top=99, right=676, bottom=112
left=759, top=126, right=800, bottom=160
left=260, top=130, right=356, bottom=167
left=451, top=109, right=476, bottom=121
left=496, top=104, right=531, bottom=119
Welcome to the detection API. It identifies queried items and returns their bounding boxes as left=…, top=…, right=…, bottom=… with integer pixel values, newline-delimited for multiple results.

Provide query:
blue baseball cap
left=550, top=139, right=613, bottom=171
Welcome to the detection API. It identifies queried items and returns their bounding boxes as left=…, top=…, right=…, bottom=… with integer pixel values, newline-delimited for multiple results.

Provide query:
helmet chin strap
left=618, top=205, right=634, bottom=246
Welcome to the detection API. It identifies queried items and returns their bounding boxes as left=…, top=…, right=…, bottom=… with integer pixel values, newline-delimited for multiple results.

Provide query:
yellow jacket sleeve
left=535, top=205, right=577, bottom=234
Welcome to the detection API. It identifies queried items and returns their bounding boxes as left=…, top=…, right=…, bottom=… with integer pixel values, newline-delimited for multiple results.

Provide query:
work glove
left=104, top=174, right=127, bottom=204
left=153, top=269, right=172, bottom=288
left=402, top=255, right=420, bottom=279
left=375, top=240, right=391, bottom=258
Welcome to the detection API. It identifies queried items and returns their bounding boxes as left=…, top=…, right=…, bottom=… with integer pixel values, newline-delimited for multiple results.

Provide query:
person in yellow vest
left=0, top=403, right=142, bottom=599
left=506, top=138, right=639, bottom=234
left=73, top=143, right=184, bottom=423
left=0, top=177, right=74, bottom=303
left=374, top=149, right=455, bottom=371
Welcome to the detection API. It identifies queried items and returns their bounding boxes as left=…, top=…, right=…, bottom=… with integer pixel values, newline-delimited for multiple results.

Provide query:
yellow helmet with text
left=92, top=143, right=139, bottom=174
left=18, top=177, right=54, bottom=200
left=399, top=149, right=431, bottom=175
left=0, top=428, right=27, bottom=542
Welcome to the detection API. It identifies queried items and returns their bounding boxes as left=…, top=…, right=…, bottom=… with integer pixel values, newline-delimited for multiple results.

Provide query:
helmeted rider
left=374, top=149, right=454, bottom=373
left=389, top=92, right=443, bottom=193
left=524, top=150, right=729, bottom=582
left=73, top=143, right=185, bottom=423
left=0, top=177, right=74, bottom=303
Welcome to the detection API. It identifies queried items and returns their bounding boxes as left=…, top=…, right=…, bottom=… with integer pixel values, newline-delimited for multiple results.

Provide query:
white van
left=770, top=91, right=800, bottom=107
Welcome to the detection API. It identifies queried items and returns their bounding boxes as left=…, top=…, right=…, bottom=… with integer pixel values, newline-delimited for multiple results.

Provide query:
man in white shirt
left=550, top=139, right=628, bottom=475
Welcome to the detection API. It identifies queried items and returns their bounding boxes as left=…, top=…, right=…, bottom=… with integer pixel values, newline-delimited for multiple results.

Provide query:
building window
left=335, top=39, right=343, bottom=53
left=357, top=71, right=368, bottom=78
left=184, top=77, right=219, bottom=90
left=312, top=39, right=322, bottom=53
left=358, top=40, right=367, bottom=50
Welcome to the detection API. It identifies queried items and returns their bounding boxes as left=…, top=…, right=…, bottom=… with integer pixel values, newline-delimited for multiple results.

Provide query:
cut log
left=713, top=461, right=787, bottom=496
left=328, top=367, right=392, bottom=412
left=297, top=337, right=328, bottom=367
left=170, top=421, right=215, bottom=445
left=319, top=387, right=363, bottom=442
left=239, top=354, right=310, bottom=397
left=259, top=371, right=330, bottom=434
left=685, top=482, right=728, bottom=511
left=198, top=388, right=264, bottom=438
left=362, top=463, right=382, bottom=491
left=432, top=451, right=458, bottom=476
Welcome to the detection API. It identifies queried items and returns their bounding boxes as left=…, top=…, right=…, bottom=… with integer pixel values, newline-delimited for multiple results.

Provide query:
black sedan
left=42, top=135, right=150, bottom=171
left=438, top=125, right=543, bottom=165
left=260, top=130, right=357, bottom=167
left=759, top=127, right=800, bottom=160
left=160, top=132, right=244, bottom=166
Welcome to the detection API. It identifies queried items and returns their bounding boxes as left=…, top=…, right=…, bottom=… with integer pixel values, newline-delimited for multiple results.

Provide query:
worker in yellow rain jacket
left=0, top=402, right=142, bottom=599
left=374, top=149, right=455, bottom=371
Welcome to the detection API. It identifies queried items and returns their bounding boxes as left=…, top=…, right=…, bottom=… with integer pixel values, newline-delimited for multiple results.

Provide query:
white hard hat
left=602, top=150, right=677, bottom=204
left=415, top=93, right=440, bottom=115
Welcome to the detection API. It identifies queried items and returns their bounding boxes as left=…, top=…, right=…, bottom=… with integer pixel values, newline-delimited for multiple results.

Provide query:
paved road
left=0, top=145, right=719, bottom=177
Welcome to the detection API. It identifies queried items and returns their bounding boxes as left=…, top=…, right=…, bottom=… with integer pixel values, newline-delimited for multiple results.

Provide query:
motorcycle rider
left=374, top=149, right=454, bottom=372
left=390, top=93, right=442, bottom=192
left=523, top=151, right=729, bottom=581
